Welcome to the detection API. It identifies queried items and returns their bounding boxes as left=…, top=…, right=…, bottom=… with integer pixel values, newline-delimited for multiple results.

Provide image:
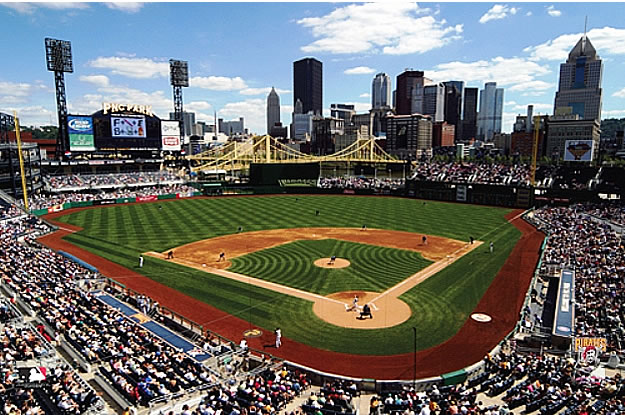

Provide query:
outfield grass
left=229, top=239, right=432, bottom=295
left=56, top=195, right=521, bottom=355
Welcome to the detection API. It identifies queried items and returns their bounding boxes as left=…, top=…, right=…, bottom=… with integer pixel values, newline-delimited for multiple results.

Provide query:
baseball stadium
left=2, top=30, right=625, bottom=415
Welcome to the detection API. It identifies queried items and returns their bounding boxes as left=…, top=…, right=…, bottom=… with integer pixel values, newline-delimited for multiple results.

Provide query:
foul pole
left=13, top=111, right=29, bottom=211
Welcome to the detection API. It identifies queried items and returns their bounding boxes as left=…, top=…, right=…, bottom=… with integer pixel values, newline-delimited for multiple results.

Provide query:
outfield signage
left=161, top=120, right=181, bottom=151
left=553, top=269, right=574, bottom=338
left=68, top=116, right=95, bottom=151
left=564, top=140, right=594, bottom=162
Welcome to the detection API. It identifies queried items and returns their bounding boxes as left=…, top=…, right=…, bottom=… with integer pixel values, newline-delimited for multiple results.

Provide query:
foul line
left=156, top=255, right=346, bottom=307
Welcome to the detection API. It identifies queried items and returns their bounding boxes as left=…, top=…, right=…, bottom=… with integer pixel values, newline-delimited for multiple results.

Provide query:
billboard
left=111, top=116, right=146, bottom=138
left=161, top=120, right=181, bottom=151
left=564, top=140, right=594, bottom=162
left=67, top=116, right=95, bottom=151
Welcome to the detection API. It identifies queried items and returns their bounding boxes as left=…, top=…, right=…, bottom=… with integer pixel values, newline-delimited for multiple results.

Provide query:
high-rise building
left=372, top=73, right=391, bottom=109
left=477, top=82, right=504, bottom=141
left=386, top=114, right=432, bottom=160
left=444, top=81, right=463, bottom=142
left=293, top=57, right=323, bottom=116
left=266, top=87, right=280, bottom=135
left=423, top=84, right=445, bottom=122
left=462, top=87, right=478, bottom=141
left=218, top=117, right=245, bottom=135
left=395, top=70, right=430, bottom=115
left=330, top=104, right=355, bottom=122
left=169, top=111, right=195, bottom=136
left=554, top=34, right=603, bottom=122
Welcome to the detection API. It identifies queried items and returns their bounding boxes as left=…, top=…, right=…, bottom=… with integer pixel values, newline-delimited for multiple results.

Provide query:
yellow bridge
left=188, top=135, right=405, bottom=173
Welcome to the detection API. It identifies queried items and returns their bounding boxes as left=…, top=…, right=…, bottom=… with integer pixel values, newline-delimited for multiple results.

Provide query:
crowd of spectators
left=530, top=203, right=625, bottom=353
left=0, top=202, right=23, bottom=220
left=318, top=177, right=405, bottom=190
left=26, top=183, right=197, bottom=211
left=0, top=318, right=102, bottom=414
left=409, top=161, right=533, bottom=187
left=573, top=201, right=625, bottom=228
left=0, top=211, right=306, bottom=414
left=46, top=171, right=183, bottom=191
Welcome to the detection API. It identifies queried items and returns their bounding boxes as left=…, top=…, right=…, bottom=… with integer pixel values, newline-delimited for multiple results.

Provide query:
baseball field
left=41, top=195, right=543, bottom=378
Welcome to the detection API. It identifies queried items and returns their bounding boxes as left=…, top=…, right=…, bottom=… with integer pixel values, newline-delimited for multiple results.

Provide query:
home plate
left=471, top=313, right=492, bottom=323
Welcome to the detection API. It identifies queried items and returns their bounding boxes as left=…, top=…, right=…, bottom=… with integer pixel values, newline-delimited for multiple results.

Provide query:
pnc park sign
left=102, top=102, right=154, bottom=117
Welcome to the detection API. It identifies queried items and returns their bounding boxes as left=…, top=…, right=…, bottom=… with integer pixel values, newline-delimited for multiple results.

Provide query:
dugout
left=249, top=162, right=320, bottom=186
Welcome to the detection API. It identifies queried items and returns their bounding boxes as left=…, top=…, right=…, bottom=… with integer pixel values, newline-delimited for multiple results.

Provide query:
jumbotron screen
left=111, top=116, right=146, bottom=138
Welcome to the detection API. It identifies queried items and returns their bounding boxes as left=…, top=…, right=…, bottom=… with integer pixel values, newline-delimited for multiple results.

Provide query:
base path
left=40, top=207, right=543, bottom=380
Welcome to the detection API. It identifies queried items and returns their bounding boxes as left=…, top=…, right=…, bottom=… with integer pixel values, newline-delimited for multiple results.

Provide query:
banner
left=92, top=199, right=116, bottom=206
left=136, top=195, right=158, bottom=203
left=564, top=140, right=594, bottom=162
left=68, top=116, right=95, bottom=151
left=574, top=337, right=607, bottom=353
left=161, top=121, right=181, bottom=151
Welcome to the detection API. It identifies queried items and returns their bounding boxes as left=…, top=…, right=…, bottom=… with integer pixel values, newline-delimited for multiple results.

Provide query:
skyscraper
left=266, top=87, right=280, bottom=135
left=372, top=73, right=391, bottom=109
left=395, top=70, right=428, bottom=115
left=293, top=57, right=323, bottom=116
left=477, top=82, right=504, bottom=141
left=423, top=84, right=445, bottom=122
left=554, top=34, right=603, bottom=122
left=462, top=87, right=478, bottom=141
left=444, top=81, right=464, bottom=141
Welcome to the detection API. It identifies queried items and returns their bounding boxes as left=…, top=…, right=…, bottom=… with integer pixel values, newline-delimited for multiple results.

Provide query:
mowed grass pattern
left=229, top=239, right=432, bottom=295
left=57, top=195, right=522, bottom=355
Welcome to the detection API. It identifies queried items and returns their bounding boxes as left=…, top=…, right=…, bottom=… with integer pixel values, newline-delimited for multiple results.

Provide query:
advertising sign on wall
left=161, top=120, right=181, bottom=151
left=67, top=116, right=95, bottom=151
left=564, top=140, right=594, bottom=162
left=111, top=116, right=146, bottom=138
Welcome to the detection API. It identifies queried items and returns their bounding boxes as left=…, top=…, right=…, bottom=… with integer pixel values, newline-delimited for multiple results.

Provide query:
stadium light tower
left=45, top=38, right=73, bottom=159
left=169, top=59, right=189, bottom=155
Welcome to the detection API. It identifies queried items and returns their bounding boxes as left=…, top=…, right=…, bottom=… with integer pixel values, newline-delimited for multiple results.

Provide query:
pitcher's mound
left=314, top=258, right=350, bottom=269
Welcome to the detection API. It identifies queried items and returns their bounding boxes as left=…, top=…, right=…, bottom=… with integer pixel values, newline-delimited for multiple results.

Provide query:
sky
left=2, top=1, right=625, bottom=135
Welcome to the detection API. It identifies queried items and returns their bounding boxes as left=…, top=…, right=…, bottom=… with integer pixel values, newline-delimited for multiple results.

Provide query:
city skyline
left=2, top=2, right=625, bottom=135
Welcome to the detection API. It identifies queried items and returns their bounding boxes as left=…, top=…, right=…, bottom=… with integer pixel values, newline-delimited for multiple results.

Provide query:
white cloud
left=186, top=101, right=212, bottom=111
left=89, top=56, right=169, bottom=79
left=344, top=66, right=376, bottom=75
left=602, top=109, right=625, bottom=119
left=105, top=2, right=143, bottom=13
left=546, top=5, right=561, bottom=17
left=68, top=85, right=172, bottom=118
left=526, top=11, right=532, bottom=17
left=239, top=87, right=291, bottom=96
left=427, top=57, right=551, bottom=95
left=297, top=3, right=462, bottom=55
left=525, top=27, right=625, bottom=61
left=360, top=93, right=371, bottom=98
left=1, top=2, right=89, bottom=13
left=219, top=98, right=265, bottom=135
left=613, top=87, right=625, bottom=98
left=507, top=80, right=554, bottom=92
left=0, top=81, right=46, bottom=107
left=190, top=76, right=247, bottom=91
left=6, top=106, right=57, bottom=127
left=479, top=4, right=518, bottom=24
left=79, top=75, right=110, bottom=87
